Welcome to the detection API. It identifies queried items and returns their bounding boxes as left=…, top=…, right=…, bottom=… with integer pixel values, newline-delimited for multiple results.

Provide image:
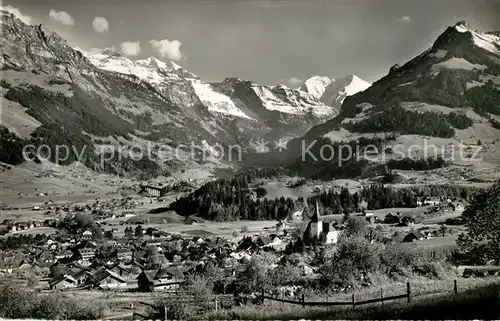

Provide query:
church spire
left=311, top=200, right=321, bottom=222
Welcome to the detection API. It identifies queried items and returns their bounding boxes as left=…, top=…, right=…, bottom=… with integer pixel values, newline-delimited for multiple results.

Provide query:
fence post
left=352, top=293, right=355, bottom=308
left=407, top=282, right=411, bottom=302
left=454, top=280, right=457, bottom=295
left=164, top=306, right=168, bottom=321
left=381, top=288, right=384, bottom=314
left=302, top=293, right=305, bottom=308
left=261, top=288, right=265, bottom=304
left=215, top=295, right=218, bottom=311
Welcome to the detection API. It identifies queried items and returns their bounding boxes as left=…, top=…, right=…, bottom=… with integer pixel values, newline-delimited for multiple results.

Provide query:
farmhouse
left=49, top=275, right=78, bottom=290
left=87, top=268, right=127, bottom=289
left=403, top=231, right=425, bottom=242
left=142, top=185, right=167, bottom=197
left=137, top=267, right=185, bottom=292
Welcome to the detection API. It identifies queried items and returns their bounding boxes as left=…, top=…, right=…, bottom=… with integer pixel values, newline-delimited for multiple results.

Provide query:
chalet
left=70, top=267, right=89, bottom=285
left=400, top=216, right=415, bottom=227
left=142, top=185, right=166, bottom=197
left=403, top=231, right=425, bottom=242
left=257, top=235, right=283, bottom=249
left=49, top=275, right=78, bottom=290
left=117, top=248, right=133, bottom=261
left=82, top=230, right=92, bottom=240
left=384, top=213, right=400, bottom=224
left=303, top=201, right=339, bottom=245
left=55, top=249, right=74, bottom=260
left=87, top=268, right=127, bottom=289
left=35, top=250, right=56, bottom=267
left=75, top=240, right=97, bottom=260
left=137, top=267, right=185, bottom=292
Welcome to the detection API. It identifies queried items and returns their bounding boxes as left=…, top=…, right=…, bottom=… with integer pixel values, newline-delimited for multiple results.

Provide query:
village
left=0, top=179, right=468, bottom=298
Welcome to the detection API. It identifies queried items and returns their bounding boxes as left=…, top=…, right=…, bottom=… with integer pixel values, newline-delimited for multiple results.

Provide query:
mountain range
left=2, top=10, right=499, bottom=179
left=0, top=9, right=371, bottom=177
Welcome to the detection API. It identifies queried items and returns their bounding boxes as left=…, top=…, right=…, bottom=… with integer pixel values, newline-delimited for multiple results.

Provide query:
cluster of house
left=2, top=220, right=46, bottom=233
left=0, top=219, right=299, bottom=292
left=416, top=196, right=465, bottom=211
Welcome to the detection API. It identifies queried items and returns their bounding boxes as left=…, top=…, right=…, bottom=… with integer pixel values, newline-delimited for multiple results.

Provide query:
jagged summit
left=300, top=74, right=371, bottom=108
left=430, top=20, right=500, bottom=56
left=300, top=76, right=333, bottom=99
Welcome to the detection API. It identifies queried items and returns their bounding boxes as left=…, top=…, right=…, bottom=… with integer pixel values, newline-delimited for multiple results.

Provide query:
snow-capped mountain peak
left=300, top=75, right=333, bottom=99
left=453, top=21, right=500, bottom=56
left=320, top=74, right=371, bottom=107
left=82, top=50, right=197, bottom=84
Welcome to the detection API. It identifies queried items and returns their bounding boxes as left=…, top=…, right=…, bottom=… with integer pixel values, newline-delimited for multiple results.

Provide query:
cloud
left=287, top=77, right=303, bottom=88
left=92, top=16, right=109, bottom=33
left=150, top=39, right=184, bottom=61
left=0, top=5, right=32, bottom=24
left=400, top=16, right=411, bottom=23
left=49, top=9, right=74, bottom=26
left=120, top=41, right=141, bottom=56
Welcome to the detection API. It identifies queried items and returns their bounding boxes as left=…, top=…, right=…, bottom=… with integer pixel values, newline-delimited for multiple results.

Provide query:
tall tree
left=458, top=180, right=500, bottom=264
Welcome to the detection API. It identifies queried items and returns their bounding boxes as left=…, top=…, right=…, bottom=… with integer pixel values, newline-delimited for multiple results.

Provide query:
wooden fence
left=128, top=280, right=462, bottom=319
left=262, top=280, right=460, bottom=308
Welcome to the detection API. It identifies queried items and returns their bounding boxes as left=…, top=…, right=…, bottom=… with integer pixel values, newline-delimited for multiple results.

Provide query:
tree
left=182, top=275, right=213, bottom=308
left=458, top=180, right=500, bottom=264
left=124, top=227, right=134, bottom=239
left=255, top=186, right=268, bottom=198
left=345, top=217, right=369, bottom=236
left=134, top=225, right=144, bottom=238
left=104, top=230, right=114, bottom=240
left=320, top=236, right=381, bottom=287
left=235, top=255, right=272, bottom=293
left=439, top=224, right=447, bottom=238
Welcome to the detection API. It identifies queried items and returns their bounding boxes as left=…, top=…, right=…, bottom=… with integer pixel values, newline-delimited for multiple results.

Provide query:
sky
left=2, top=0, right=500, bottom=87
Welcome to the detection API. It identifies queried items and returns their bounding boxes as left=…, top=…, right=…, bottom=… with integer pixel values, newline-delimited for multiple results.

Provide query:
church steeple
left=311, top=200, right=322, bottom=222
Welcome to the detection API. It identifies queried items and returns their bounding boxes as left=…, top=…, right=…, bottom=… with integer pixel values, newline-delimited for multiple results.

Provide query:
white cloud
left=150, top=39, right=184, bottom=61
left=49, top=9, right=74, bottom=26
left=120, top=41, right=141, bottom=56
left=287, top=77, right=303, bottom=88
left=92, top=16, right=109, bottom=33
left=0, top=5, right=32, bottom=24
left=400, top=16, right=411, bottom=23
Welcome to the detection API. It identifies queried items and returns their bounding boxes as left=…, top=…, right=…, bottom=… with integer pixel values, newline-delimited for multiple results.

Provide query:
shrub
left=255, top=186, right=268, bottom=197
left=320, top=236, right=382, bottom=287
left=380, top=244, right=424, bottom=276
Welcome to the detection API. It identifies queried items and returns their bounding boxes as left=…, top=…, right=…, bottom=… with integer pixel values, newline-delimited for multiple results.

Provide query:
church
left=303, top=201, right=339, bottom=245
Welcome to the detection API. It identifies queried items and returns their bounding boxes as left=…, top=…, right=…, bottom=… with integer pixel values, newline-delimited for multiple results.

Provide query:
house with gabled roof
left=49, top=274, right=78, bottom=290
left=87, top=268, right=127, bottom=289
left=137, top=266, right=185, bottom=292
left=403, top=230, right=425, bottom=242
left=35, top=249, right=56, bottom=267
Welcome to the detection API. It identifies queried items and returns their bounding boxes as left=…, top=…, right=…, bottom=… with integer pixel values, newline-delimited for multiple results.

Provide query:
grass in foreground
left=206, top=281, right=500, bottom=320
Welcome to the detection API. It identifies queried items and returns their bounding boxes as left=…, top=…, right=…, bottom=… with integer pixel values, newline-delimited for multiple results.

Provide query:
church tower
left=309, top=200, right=323, bottom=239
